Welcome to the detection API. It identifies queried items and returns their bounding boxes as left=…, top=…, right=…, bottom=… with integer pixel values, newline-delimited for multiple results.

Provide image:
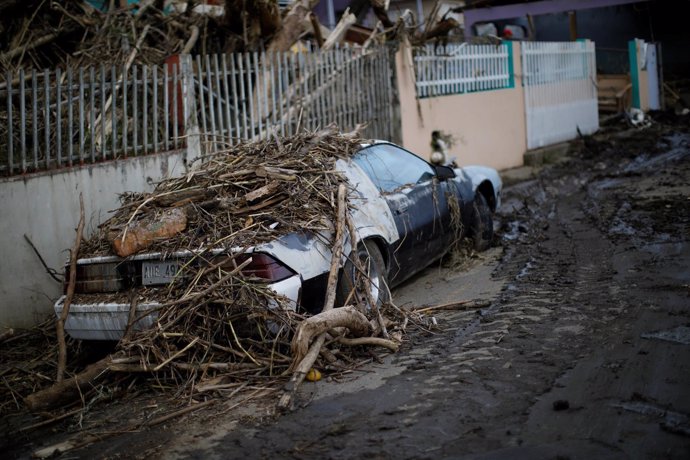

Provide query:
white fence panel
left=414, top=43, right=512, bottom=98
left=522, top=41, right=599, bottom=149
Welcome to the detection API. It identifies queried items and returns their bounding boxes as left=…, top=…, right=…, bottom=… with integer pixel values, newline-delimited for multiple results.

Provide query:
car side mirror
left=434, top=165, right=456, bottom=181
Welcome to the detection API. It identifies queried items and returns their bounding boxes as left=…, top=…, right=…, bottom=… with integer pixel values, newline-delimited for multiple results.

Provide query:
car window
left=354, top=144, right=436, bottom=193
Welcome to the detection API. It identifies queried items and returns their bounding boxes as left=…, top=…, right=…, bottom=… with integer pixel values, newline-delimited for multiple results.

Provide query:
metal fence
left=0, top=46, right=394, bottom=176
left=194, top=45, right=393, bottom=153
left=413, top=42, right=513, bottom=98
left=522, top=41, right=598, bottom=149
left=1, top=62, right=187, bottom=176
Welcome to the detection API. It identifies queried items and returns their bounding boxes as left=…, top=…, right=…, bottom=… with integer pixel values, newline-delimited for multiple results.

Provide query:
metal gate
left=522, top=41, right=599, bottom=149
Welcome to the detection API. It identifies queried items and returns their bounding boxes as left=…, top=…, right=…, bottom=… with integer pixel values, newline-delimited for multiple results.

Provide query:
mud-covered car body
left=55, top=141, right=501, bottom=340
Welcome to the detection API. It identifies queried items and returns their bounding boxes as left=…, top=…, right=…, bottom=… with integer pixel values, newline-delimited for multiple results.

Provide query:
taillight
left=236, top=253, right=294, bottom=282
left=66, top=262, right=124, bottom=294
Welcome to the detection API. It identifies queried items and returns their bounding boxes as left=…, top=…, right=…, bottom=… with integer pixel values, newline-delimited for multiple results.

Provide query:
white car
left=55, top=141, right=501, bottom=340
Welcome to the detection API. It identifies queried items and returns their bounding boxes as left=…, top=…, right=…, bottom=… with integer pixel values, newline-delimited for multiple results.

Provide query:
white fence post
left=180, top=54, right=202, bottom=160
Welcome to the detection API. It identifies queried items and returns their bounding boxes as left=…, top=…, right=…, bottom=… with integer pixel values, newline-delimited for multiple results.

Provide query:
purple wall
left=464, top=0, right=648, bottom=37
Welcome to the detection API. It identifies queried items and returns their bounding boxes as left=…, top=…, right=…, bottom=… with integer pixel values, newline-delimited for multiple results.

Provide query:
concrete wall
left=0, top=150, right=196, bottom=329
left=396, top=40, right=527, bottom=171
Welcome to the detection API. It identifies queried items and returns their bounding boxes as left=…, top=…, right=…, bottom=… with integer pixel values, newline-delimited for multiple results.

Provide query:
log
left=243, top=180, right=281, bottom=203
left=322, top=8, right=356, bottom=50
left=267, top=0, right=319, bottom=53
left=424, top=17, right=460, bottom=43
left=291, top=306, right=372, bottom=362
left=337, top=336, right=399, bottom=352
left=255, top=165, right=298, bottom=181
left=110, top=207, right=187, bottom=257
left=56, top=194, right=85, bottom=383
left=25, top=356, right=112, bottom=411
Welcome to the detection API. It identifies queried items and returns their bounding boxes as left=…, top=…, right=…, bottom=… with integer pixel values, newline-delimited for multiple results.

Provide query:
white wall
left=0, top=149, right=196, bottom=329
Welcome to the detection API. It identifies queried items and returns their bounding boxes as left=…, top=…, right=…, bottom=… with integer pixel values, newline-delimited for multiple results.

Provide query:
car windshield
left=354, top=144, right=435, bottom=193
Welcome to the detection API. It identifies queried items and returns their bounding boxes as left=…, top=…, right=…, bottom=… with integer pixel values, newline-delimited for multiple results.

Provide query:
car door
left=353, top=144, right=451, bottom=284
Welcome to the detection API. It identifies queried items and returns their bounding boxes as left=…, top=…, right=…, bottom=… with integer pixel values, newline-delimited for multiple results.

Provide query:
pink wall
left=396, top=40, right=528, bottom=171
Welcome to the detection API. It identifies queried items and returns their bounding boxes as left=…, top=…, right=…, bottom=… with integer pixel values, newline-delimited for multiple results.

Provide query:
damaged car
left=54, top=140, right=501, bottom=340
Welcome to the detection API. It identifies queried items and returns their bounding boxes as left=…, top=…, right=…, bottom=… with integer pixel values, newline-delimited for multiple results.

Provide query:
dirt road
left=7, top=117, right=690, bottom=459
left=164, top=119, right=689, bottom=459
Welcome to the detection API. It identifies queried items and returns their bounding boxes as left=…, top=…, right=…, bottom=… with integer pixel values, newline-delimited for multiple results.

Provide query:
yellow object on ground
left=305, top=368, right=322, bottom=382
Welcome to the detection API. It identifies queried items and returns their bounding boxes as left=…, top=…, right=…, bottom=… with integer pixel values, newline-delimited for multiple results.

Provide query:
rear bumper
left=54, top=297, right=160, bottom=341
left=54, top=274, right=303, bottom=341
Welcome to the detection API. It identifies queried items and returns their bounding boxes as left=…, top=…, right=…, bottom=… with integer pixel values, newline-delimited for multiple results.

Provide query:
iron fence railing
left=1, top=45, right=395, bottom=176
left=413, top=42, right=513, bottom=98
left=1, top=62, right=186, bottom=175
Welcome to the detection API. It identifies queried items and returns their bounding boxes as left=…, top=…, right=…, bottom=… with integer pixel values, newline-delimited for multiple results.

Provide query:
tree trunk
left=291, top=306, right=372, bottom=362
left=25, top=357, right=112, bottom=411
left=225, top=0, right=282, bottom=51
left=267, top=0, right=320, bottom=53
left=370, top=0, right=394, bottom=28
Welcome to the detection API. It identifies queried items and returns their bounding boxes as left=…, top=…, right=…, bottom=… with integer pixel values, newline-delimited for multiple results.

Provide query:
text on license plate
left=142, top=261, right=181, bottom=286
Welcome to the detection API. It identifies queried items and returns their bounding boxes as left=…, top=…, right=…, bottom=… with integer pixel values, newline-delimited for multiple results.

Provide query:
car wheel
left=470, top=192, right=493, bottom=251
left=336, top=240, right=389, bottom=311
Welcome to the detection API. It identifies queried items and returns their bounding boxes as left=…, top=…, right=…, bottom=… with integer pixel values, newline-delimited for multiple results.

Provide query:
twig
left=153, top=337, right=199, bottom=371
left=181, top=25, right=199, bottom=54
left=23, top=234, right=62, bottom=283
left=56, top=194, right=85, bottom=384
left=337, top=336, right=399, bottom=352
left=0, top=32, right=59, bottom=62
left=413, top=299, right=490, bottom=314
left=19, top=407, right=84, bottom=433
left=91, top=24, right=150, bottom=150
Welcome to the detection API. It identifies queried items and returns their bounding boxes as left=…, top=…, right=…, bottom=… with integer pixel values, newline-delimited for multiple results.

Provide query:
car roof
left=359, top=139, right=392, bottom=149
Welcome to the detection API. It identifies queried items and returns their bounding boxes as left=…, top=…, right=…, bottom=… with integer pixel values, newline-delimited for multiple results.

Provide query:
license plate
left=142, top=261, right=181, bottom=286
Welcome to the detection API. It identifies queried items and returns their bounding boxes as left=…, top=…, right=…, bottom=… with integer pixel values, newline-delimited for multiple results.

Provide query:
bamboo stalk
left=56, top=194, right=85, bottom=383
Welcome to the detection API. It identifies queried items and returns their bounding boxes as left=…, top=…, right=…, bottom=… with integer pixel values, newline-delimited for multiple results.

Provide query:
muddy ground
left=5, top=113, right=690, bottom=459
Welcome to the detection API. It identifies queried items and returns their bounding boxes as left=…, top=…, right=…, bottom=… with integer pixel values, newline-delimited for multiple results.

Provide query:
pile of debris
left=21, top=128, right=415, bottom=418
left=0, top=0, right=471, bottom=73
left=0, top=0, right=322, bottom=72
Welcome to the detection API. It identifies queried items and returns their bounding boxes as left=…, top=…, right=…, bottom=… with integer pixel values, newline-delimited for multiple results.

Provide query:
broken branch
left=56, top=194, right=85, bottom=384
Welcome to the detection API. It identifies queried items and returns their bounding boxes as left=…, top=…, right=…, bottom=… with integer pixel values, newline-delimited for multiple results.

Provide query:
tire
left=336, top=240, right=389, bottom=311
left=470, top=192, right=493, bottom=251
